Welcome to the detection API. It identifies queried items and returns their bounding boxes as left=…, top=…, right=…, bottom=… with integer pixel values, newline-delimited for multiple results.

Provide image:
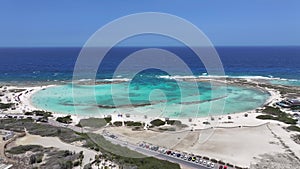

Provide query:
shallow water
left=31, top=79, right=269, bottom=118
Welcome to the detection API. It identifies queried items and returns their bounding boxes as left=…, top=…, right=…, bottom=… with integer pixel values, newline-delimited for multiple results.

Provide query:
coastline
left=1, top=76, right=300, bottom=168
left=0, top=77, right=283, bottom=128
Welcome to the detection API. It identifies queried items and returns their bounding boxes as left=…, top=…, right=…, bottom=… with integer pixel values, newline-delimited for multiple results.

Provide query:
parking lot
left=137, top=142, right=235, bottom=169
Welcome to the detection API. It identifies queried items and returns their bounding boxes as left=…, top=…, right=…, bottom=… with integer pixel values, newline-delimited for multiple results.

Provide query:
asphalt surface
left=4, top=115, right=222, bottom=169
left=103, top=135, right=213, bottom=169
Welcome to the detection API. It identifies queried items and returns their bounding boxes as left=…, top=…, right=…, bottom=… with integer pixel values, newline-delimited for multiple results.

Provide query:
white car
left=203, top=161, right=207, bottom=166
left=210, top=163, right=215, bottom=168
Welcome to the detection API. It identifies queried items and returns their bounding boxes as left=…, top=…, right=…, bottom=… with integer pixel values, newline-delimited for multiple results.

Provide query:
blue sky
left=0, top=1, right=299, bottom=47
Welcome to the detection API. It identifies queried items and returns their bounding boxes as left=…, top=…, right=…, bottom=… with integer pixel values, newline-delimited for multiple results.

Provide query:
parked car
left=207, top=162, right=211, bottom=167
left=191, top=156, right=196, bottom=161
left=210, top=163, right=215, bottom=168
left=160, top=149, right=166, bottom=153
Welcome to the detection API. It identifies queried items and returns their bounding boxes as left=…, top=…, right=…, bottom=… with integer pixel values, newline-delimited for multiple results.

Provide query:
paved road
left=103, top=135, right=213, bottom=169
left=6, top=116, right=223, bottom=169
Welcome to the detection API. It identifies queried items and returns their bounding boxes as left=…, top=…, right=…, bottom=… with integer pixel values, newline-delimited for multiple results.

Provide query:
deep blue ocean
left=1, top=46, right=300, bottom=84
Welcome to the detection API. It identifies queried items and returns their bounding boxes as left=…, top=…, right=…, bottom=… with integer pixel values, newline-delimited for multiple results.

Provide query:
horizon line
left=1, top=45, right=300, bottom=48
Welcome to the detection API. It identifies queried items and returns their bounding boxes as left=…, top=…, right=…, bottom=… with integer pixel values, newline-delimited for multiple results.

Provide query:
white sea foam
left=102, top=78, right=131, bottom=82
left=77, top=79, right=93, bottom=82
left=157, top=74, right=300, bottom=82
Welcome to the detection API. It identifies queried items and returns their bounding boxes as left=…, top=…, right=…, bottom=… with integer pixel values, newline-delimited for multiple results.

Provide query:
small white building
left=0, top=130, right=14, bottom=141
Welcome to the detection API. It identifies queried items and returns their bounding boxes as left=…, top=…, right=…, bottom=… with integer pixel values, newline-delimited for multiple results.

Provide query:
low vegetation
left=104, top=116, right=112, bottom=123
left=30, top=153, right=44, bottom=164
left=2, top=119, right=179, bottom=169
left=44, top=150, right=82, bottom=169
left=6, top=145, right=44, bottom=154
left=113, top=121, right=123, bottom=126
left=124, top=121, right=143, bottom=126
left=287, top=125, right=300, bottom=132
left=77, top=117, right=107, bottom=128
left=0, top=103, right=14, bottom=109
left=256, top=106, right=297, bottom=124
left=291, top=134, right=300, bottom=144
left=25, top=110, right=53, bottom=118
left=56, top=115, right=72, bottom=124
left=7, top=144, right=82, bottom=169
left=82, top=133, right=180, bottom=169
left=166, top=119, right=188, bottom=128
left=263, top=106, right=285, bottom=116
left=256, top=114, right=297, bottom=124
left=8, top=89, right=26, bottom=93
left=150, top=119, right=165, bottom=127
left=0, top=119, right=83, bottom=143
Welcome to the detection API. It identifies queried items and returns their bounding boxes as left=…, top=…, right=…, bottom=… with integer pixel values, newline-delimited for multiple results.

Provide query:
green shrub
left=0, top=103, right=14, bottom=109
left=73, top=160, right=80, bottom=167
left=125, top=121, right=143, bottom=126
left=150, top=119, right=165, bottom=126
left=7, top=145, right=43, bottom=154
left=256, top=115, right=274, bottom=120
left=24, top=112, right=34, bottom=115
left=0, top=119, right=83, bottom=143
left=104, top=116, right=112, bottom=123
left=33, top=110, right=53, bottom=117
left=79, top=118, right=107, bottom=128
left=8, top=89, right=26, bottom=93
left=166, top=120, right=175, bottom=125
left=113, top=121, right=123, bottom=126
left=287, top=125, right=300, bottom=132
left=263, top=106, right=284, bottom=115
left=256, top=114, right=297, bottom=125
left=56, top=115, right=72, bottom=124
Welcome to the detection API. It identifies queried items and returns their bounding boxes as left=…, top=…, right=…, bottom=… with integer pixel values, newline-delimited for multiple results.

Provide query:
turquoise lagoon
left=31, top=80, right=269, bottom=118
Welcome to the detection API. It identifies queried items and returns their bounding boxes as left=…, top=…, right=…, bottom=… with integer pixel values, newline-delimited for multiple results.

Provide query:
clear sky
left=0, top=1, right=299, bottom=47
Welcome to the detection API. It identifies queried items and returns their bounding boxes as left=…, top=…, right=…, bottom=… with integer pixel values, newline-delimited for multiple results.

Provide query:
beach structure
left=276, top=99, right=300, bottom=108
left=0, top=163, right=13, bottom=169
left=0, top=130, right=14, bottom=141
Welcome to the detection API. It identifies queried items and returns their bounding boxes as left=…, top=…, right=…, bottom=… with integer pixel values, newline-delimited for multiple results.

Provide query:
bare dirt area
left=250, top=153, right=300, bottom=169
left=104, top=123, right=300, bottom=168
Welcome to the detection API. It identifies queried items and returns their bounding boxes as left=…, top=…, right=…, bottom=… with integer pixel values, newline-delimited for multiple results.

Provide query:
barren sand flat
left=15, top=134, right=96, bottom=166
left=106, top=124, right=293, bottom=168
left=174, top=124, right=284, bottom=167
left=267, top=124, right=300, bottom=158
left=250, top=153, right=300, bottom=169
left=104, top=127, right=195, bottom=148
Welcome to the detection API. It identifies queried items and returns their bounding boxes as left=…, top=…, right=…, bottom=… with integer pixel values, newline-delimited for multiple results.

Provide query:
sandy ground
left=103, top=123, right=300, bottom=168
left=0, top=85, right=81, bottom=124
left=14, top=133, right=97, bottom=166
